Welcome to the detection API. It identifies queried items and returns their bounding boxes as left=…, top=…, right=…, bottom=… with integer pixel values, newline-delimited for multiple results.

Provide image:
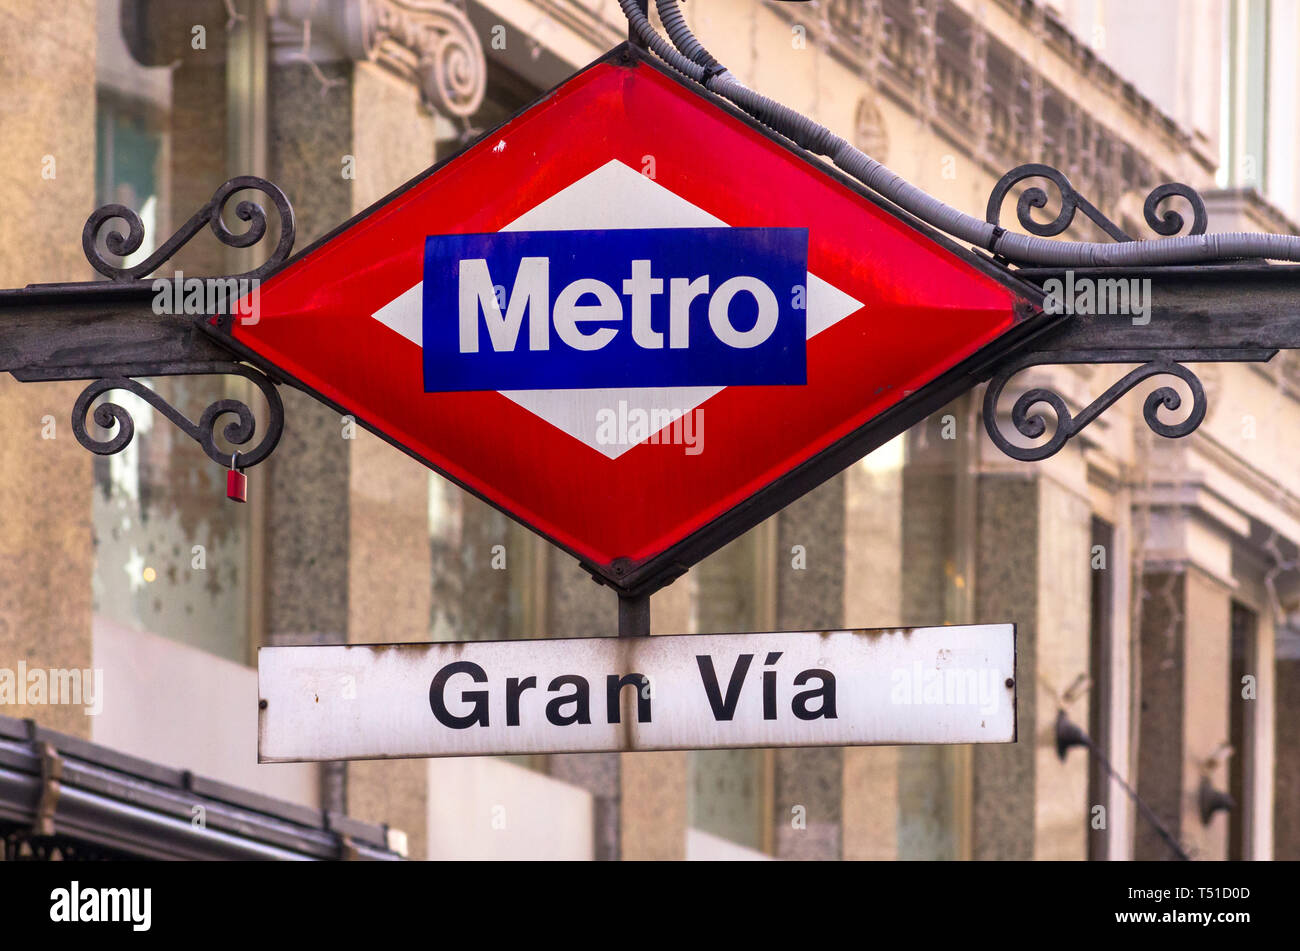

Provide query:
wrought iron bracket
left=0, top=176, right=293, bottom=481
left=70, top=175, right=292, bottom=288
left=986, top=162, right=1208, bottom=244
left=977, top=260, right=1300, bottom=460
left=70, top=363, right=284, bottom=470
left=979, top=162, right=1300, bottom=460
left=982, top=348, right=1272, bottom=462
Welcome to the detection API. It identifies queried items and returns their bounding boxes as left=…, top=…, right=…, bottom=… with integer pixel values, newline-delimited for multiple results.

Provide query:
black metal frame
left=4, top=41, right=1300, bottom=601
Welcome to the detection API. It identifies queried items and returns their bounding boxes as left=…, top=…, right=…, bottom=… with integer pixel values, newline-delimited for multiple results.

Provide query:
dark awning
left=0, top=715, right=402, bottom=861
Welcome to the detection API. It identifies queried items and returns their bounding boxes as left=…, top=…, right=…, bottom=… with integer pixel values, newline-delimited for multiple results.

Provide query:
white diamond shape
left=372, top=160, right=864, bottom=458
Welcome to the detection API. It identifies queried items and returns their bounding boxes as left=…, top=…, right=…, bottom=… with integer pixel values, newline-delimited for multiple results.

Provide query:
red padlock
left=227, top=453, right=247, bottom=503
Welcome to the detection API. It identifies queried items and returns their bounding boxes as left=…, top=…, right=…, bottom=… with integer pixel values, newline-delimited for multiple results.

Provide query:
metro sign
left=229, top=45, right=1044, bottom=594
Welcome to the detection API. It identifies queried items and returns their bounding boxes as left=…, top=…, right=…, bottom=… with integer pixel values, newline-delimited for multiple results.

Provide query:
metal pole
left=603, top=589, right=650, bottom=861
left=618, top=591, right=651, bottom=637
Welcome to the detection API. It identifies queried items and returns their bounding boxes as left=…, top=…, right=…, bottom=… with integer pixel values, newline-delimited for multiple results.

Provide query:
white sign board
left=258, top=625, right=1016, bottom=762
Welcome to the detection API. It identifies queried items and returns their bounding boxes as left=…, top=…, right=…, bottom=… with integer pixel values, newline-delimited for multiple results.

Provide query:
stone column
left=263, top=39, right=452, bottom=857
left=969, top=474, right=1038, bottom=859
left=1242, top=604, right=1274, bottom=861
left=545, top=556, right=621, bottom=858
left=1134, top=565, right=1234, bottom=860
left=770, top=475, right=846, bottom=860
left=164, top=0, right=231, bottom=277
left=1032, top=475, right=1092, bottom=858
left=620, top=577, right=691, bottom=860
left=897, top=419, right=964, bottom=860
left=346, top=415, right=435, bottom=860
left=690, top=530, right=771, bottom=854
left=342, top=61, right=439, bottom=860
left=842, top=453, right=902, bottom=859
left=964, top=464, right=1092, bottom=861
left=261, top=53, right=354, bottom=826
left=1276, top=630, right=1300, bottom=858
left=0, top=0, right=97, bottom=738
left=1181, top=569, right=1232, bottom=860
left=262, top=43, right=356, bottom=641
left=539, top=517, right=692, bottom=860
left=1133, top=570, right=1185, bottom=859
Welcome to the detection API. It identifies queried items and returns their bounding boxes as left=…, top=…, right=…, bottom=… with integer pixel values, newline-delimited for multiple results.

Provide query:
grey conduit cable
left=634, top=0, right=1300, bottom=267
left=655, top=0, right=722, bottom=73
left=619, top=0, right=706, bottom=82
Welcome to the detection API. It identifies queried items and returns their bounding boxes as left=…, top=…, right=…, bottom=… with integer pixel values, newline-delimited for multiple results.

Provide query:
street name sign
left=258, top=624, right=1016, bottom=761
left=224, top=44, right=1044, bottom=595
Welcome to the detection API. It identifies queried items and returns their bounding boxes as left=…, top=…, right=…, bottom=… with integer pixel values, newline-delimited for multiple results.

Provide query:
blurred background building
left=1, top=0, right=1297, bottom=859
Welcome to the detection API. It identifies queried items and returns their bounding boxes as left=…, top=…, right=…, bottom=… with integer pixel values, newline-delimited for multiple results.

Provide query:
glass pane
left=687, top=529, right=769, bottom=850
left=91, top=0, right=252, bottom=664
left=428, top=471, right=548, bottom=773
left=688, top=749, right=766, bottom=851
left=896, top=403, right=968, bottom=858
left=428, top=473, right=512, bottom=643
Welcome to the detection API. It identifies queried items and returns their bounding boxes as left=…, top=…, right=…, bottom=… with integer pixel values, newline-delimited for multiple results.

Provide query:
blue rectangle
left=422, top=227, right=808, bottom=392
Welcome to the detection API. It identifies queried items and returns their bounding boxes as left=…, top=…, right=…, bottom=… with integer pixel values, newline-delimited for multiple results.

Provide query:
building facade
left=1, top=0, right=1297, bottom=859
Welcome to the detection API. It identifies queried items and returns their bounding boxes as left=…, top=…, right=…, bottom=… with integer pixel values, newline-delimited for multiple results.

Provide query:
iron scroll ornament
left=985, top=163, right=1208, bottom=243
left=81, top=176, right=295, bottom=284
left=72, top=364, right=284, bottom=470
left=981, top=352, right=1215, bottom=463
left=58, top=178, right=295, bottom=480
left=981, top=164, right=1218, bottom=461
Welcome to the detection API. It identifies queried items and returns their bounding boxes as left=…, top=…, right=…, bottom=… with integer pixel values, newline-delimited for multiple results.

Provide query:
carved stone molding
left=268, top=0, right=486, bottom=117
left=766, top=0, right=1204, bottom=213
left=853, top=95, right=888, bottom=163
left=365, top=0, right=487, bottom=117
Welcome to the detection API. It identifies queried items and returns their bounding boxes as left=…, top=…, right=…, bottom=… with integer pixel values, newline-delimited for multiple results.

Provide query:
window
left=1221, top=0, right=1271, bottom=191
left=92, top=0, right=262, bottom=664
left=896, top=403, right=971, bottom=860
left=687, top=528, right=774, bottom=854
left=428, top=475, right=547, bottom=643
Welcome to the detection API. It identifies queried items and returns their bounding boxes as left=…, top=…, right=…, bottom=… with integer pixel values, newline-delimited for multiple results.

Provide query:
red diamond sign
left=228, top=46, right=1043, bottom=594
